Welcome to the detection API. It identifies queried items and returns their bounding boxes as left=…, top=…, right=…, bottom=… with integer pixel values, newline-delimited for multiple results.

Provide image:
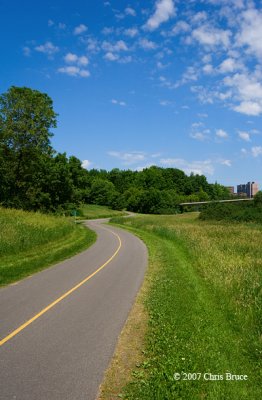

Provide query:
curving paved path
left=0, top=219, right=147, bottom=400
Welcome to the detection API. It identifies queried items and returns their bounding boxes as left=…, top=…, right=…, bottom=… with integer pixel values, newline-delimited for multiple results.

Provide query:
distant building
left=237, top=182, right=259, bottom=198
left=226, top=186, right=235, bottom=195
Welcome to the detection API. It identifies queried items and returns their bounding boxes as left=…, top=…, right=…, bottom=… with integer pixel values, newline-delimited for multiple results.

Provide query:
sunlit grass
left=108, top=213, right=261, bottom=399
left=0, top=207, right=96, bottom=286
left=78, top=204, right=127, bottom=219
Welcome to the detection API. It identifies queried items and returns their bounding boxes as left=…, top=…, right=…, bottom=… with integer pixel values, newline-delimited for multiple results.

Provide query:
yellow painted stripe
left=0, top=226, right=122, bottom=347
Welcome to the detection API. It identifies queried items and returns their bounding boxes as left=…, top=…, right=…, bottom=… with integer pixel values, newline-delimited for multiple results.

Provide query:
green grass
left=110, top=213, right=261, bottom=400
left=77, top=204, right=127, bottom=219
left=0, top=207, right=96, bottom=286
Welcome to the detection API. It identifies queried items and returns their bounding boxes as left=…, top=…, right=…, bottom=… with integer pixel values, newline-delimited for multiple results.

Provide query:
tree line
left=0, top=86, right=231, bottom=214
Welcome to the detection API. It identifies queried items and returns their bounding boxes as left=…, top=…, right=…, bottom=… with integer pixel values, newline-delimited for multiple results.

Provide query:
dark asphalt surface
left=0, top=219, right=147, bottom=400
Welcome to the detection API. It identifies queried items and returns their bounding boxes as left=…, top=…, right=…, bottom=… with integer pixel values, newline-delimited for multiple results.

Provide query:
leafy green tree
left=254, top=191, right=262, bottom=207
left=89, top=178, right=116, bottom=205
left=0, top=86, right=57, bottom=208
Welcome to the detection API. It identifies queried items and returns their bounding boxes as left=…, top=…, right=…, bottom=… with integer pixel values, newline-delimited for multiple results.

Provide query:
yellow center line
left=0, top=226, right=122, bottom=347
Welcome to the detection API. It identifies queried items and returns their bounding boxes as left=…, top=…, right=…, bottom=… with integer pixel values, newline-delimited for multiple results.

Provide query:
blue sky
left=1, top=0, right=262, bottom=189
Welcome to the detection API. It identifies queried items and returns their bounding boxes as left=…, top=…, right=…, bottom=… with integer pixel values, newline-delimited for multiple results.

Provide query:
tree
left=254, top=191, right=262, bottom=207
left=0, top=86, right=57, bottom=208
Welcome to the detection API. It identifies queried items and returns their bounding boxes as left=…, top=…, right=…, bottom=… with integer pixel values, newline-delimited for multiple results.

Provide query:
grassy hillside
left=0, top=207, right=96, bottom=286
left=77, top=204, right=127, bottom=219
left=100, top=213, right=261, bottom=400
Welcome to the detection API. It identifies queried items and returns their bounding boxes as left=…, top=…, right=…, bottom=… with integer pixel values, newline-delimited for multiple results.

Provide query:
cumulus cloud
left=23, top=46, right=31, bottom=57
left=238, top=131, right=250, bottom=141
left=251, top=146, right=262, bottom=157
left=234, top=101, right=262, bottom=116
left=172, top=21, right=190, bottom=35
left=64, top=53, right=89, bottom=66
left=236, top=8, right=262, bottom=59
left=218, top=58, right=242, bottom=73
left=111, top=99, right=126, bottom=106
left=108, top=151, right=146, bottom=165
left=35, top=41, right=59, bottom=56
left=216, top=129, right=228, bottom=138
left=160, top=158, right=214, bottom=175
left=224, top=72, right=262, bottom=116
left=145, top=0, right=176, bottom=31
left=192, top=25, right=231, bottom=47
left=74, top=24, right=88, bottom=35
left=220, top=159, right=232, bottom=166
left=104, top=52, right=119, bottom=61
left=81, top=160, right=92, bottom=169
left=58, top=66, right=90, bottom=77
left=124, top=27, right=139, bottom=37
left=125, top=7, right=136, bottom=16
left=139, top=38, right=158, bottom=50
left=102, top=40, right=129, bottom=52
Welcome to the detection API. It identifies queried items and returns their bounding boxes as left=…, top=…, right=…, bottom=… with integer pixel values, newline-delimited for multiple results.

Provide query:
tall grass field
left=0, top=207, right=96, bottom=286
left=105, top=213, right=261, bottom=400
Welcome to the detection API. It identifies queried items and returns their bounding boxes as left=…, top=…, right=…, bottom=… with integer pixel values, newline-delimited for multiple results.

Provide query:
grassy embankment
left=0, top=207, right=96, bottom=286
left=77, top=204, right=127, bottom=219
left=99, top=213, right=261, bottom=400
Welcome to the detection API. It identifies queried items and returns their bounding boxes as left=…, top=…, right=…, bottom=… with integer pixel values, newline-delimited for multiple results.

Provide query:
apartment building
left=237, top=182, right=259, bottom=198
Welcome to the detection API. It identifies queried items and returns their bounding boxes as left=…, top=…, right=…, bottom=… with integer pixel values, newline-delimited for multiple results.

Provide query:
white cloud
left=139, top=38, right=158, bottom=50
left=23, top=46, right=31, bottom=57
left=238, top=131, right=251, bottom=141
left=224, top=72, right=262, bottom=116
left=108, top=151, right=146, bottom=165
left=102, top=27, right=114, bottom=35
left=81, top=160, right=92, bottom=169
left=102, top=40, right=129, bottom=52
left=104, top=52, right=119, bottom=61
left=191, top=11, right=208, bottom=24
left=111, top=99, right=126, bottom=106
left=159, top=100, right=171, bottom=106
left=192, top=25, right=231, bottom=47
left=58, top=66, right=90, bottom=77
left=251, top=146, right=262, bottom=157
left=160, top=158, right=214, bottom=175
left=125, top=7, right=136, bottom=16
left=234, top=101, right=262, bottom=116
left=48, top=19, right=55, bottom=27
left=172, top=21, right=190, bottom=35
left=236, top=8, right=262, bottom=59
left=86, top=38, right=100, bottom=53
left=203, top=64, right=214, bottom=74
left=145, top=0, right=176, bottom=31
left=220, top=159, right=232, bottom=166
left=216, top=129, right=228, bottom=138
left=35, top=41, right=59, bottom=56
left=58, top=22, right=66, bottom=30
left=64, top=53, right=89, bottom=66
left=124, top=27, right=139, bottom=37
left=74, top=24, right=88, bottom=35
left=190, top=132, right=207, bottom=141
left=64, top=53, right=78, bottom=63
left=218, top=58, right=242, bottom=74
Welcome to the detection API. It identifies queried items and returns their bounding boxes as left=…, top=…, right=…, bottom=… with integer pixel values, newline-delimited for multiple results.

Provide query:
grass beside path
left=77, top=204, right=127, bottom=220
left=100, top=213, right=261, bottom=400
left=0, top=207, right=96, bottom=286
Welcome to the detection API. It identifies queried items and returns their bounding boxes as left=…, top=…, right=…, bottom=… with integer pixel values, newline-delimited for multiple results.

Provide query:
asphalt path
left=0, top=219, right=147, bottom=400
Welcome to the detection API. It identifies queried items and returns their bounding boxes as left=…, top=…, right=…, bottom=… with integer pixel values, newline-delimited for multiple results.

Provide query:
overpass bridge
left=179, top=198, right=253, bottom=206
left=179, top=198, right=253, bottom=211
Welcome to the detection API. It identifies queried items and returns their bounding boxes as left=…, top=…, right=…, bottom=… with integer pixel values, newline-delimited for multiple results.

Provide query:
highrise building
left=237, top=182, right=259, bottom=198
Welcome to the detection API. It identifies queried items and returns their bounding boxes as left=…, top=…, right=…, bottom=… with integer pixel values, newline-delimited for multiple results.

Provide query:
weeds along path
left=0, top=207, right=96, bottom=286
left=100, top=214, right=261, bottom=400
